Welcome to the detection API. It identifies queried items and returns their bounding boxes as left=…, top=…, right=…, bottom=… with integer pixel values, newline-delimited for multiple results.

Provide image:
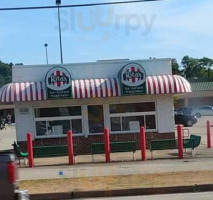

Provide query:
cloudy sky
left=0, top=0, right=212, bottom=65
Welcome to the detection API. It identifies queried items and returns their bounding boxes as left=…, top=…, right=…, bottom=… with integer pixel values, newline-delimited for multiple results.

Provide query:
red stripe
left=176, top=77, right=182, bottom=93
left=178, top=77, right=186, bottom=93
left=78, top=80, right=82, bottom=99
left=156, top=76, right=162, bottom=94
left=24, top=83, right=28, bottom=101
left=99, top=79, right=103, bottom=97
left=4, top=85, right=8, bottom=102
left=9, top=84, right=12, bottom=103
left=35, top=82, right=39, bottom=100
left=19, top=83, right=22, bottom=101
left=1, top=86, right=6, bottom=102
left=162, top=76, right=167, bottom=94
left=104, top=79, right=108, bottom=97
left=131, top=67, right=135, bottom=83
left=114, top=78, right=119, bottom=96
left=172, top=76, right=177, bottom=93
left=40, top=82, right=44, bottom=100
left=89, top=79, right=93, bottom=98
left=109, top=78, right=113, bottom=96
left=30, top=83, right=33, bottom=100
left=56, top=70, right=61, bottom=87
left=94, top=80, right=98, bottom=97
left=73, top=81, right=77, bottom=99
left=151, top=77, right=156, bottom=94
left=146, top=77, right=151, bottom=94
left=166, top=75, right=172, bottom=93
left=83, top=80, right=88, bottom=98
left=14, top=84, right=17, bottom=102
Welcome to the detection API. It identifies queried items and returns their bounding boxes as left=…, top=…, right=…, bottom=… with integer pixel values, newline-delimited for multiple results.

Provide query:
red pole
left=177, top=125, right=183, bottom=159
left=67, top=130, right=74, bottom=165
left=104, top=128, right=110, bottom=163
left=207, top=120, right=211, bottom=148
left=27, top=132, right=34, bottom=167
left=140, top=126, right=146, bottom=161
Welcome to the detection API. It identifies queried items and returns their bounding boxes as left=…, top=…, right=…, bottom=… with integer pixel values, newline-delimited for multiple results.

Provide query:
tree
left=172, top=59, right=181, bottom=75
left=0, top=60, right=12, bottom=87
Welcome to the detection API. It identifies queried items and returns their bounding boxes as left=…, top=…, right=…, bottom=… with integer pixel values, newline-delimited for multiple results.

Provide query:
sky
left=0, top=0, right=213, bottom=65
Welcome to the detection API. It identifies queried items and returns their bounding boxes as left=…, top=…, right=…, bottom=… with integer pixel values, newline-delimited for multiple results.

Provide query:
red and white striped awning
left=0, top=75, right=191, bottom=103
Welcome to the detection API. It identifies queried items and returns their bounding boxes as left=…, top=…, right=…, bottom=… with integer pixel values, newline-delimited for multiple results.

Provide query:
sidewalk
left=18, top=144, right=213, bottom=181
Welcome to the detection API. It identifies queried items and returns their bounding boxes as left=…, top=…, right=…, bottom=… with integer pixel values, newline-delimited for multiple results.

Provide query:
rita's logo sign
left=45, top=67, right=72, bottom=99
left=46, top=67, right=71, bottom=91
left=118, top=63, right=146, bottom=95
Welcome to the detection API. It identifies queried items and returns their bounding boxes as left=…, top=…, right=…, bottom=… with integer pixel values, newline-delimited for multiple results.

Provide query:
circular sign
left=45, top=67, right=72, bottom=91
left=121, top=63, right=146, bottom=87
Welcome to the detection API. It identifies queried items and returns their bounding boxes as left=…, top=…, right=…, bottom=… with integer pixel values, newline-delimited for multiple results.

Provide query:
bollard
left=207, top=120, right=211, bottom=148
left=140, top=126, right=146, bottom=161
left=27, top=132, right=34, bottom=167
left=104, top=128, right=110, bottom=163
left=177, top=125, right=183, bottom=159
left=67, top=130, right=75, bottom=165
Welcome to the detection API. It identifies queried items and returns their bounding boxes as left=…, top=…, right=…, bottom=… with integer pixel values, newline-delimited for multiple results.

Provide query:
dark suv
left=0, top=150, right=29, bottom=200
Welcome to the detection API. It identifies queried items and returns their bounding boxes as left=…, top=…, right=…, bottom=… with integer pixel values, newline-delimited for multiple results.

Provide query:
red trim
left=146, top=77, right=151, bottom=94
left=166, top=75, right=172, bottom=93
left=35, top=82, right=39, bottom=100
left=114, top=78, right=119, bottom=96
left=9, top=84, right=12, bottom=103
left=30, top=83, right=33, bottom=101
left=109, top=78, right=113, bottom=96
left=24, top=83, right=28, bottom=101
left=14, top=84, right=17, bottom=102
left=73, top=81, right=78, bottom=99
left=89, top=79, right=93, bottom=98
left=151, top=76, right=156, bottom=94
left=99, top=79, right=103, bottom=97
left=19, top=83, right=22, bottom=101
left=161, top=76, right=167, bottom=94
left=104, top=79, right=108, bottom=97
left=94, top=80, right=98, bottom=98
left=156, top=76, right=162, bottom=94
left=83, top=80, right=88, bottom=98
left=79, top=80, right=83, bottom=99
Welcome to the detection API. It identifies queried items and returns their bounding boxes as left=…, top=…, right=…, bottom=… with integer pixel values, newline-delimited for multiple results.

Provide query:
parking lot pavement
left=0, top=125, right=16, bottom=151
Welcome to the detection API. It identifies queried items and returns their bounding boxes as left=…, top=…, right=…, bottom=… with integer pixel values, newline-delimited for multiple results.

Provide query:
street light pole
left=56, top=0, right=63, bottom=64
left=44, top=43, right=49, bottom=64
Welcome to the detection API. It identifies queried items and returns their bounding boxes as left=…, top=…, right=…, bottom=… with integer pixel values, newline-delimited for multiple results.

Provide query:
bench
left=91, top=141, right=136, bottom=162
left=150, top=134, right=201, bottom=159
left=33, top=145, right=69, bottom=158
left=12, top=142, right=28, bottom=165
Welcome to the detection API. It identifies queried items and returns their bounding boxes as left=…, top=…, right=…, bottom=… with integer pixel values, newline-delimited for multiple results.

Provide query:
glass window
left=109, top=102, right=155, bottom=114
left=72, top=119, right=83, bottom=134
left=35, top=106, right=81, bottom=118
left=109, top=102, right=156, bottom=132
left=145, top=115, right=156, bottom=129
left=122, top=116, right=144, bottom=131
left=88, top=105, right=104, bottom=133
left=111, top=117, right=121, bottom=131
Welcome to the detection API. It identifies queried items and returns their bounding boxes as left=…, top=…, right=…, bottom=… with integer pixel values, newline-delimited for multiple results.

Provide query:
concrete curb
left=30, top=184, right=213, bottom=200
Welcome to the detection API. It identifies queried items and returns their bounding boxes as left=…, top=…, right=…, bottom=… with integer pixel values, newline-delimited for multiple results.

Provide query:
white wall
left=15, top=104, right=35, bottom=141
left=156, top=94, right=175, bottom=133
left=15, top=95, right=174, bottom=141
left=13, top=59, right=172, bottom=82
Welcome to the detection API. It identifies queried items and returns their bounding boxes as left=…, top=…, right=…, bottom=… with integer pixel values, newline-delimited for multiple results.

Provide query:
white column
left=82, top=105, right=89, bottom=138
left=103, top=104, right=110, bottom=130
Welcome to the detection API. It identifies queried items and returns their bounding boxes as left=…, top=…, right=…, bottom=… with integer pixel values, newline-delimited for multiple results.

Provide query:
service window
left=34, top=106, right=83, bottom=137
left=109, top=102, right=156, bottom=133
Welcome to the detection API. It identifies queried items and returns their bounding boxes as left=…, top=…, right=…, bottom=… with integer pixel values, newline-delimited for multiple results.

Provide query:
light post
left=56, top=0, right=63, bottom=64
left=44, top=43, right=49, bottom=64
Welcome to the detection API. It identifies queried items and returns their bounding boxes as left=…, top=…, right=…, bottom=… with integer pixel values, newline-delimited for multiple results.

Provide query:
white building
left=0, top=59, right=191, bottom=153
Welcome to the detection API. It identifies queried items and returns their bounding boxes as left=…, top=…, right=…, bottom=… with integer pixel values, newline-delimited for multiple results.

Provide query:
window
left=88, top=105, right=104, bottom=134
left=34, top=106, right=83, bottom=137
left=109, top=102, right=156, bottom=132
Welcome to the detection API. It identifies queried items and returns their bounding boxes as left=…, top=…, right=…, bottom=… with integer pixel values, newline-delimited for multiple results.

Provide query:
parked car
left=0, top=150, right=29, bottom=200
left=191, top=106, right=213, bottom=118
left=174, top=110, right=197, bottom=127
left=178, top=107, right=195, bottom=116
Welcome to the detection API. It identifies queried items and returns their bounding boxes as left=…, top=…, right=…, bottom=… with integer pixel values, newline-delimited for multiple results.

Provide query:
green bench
left=12, top=142, right=28, bottom=165
left=91, top=141, right=136, bottom=162
left=33, top=145, right=69, bottom=158
left=150, top=134, right=201, bottom=159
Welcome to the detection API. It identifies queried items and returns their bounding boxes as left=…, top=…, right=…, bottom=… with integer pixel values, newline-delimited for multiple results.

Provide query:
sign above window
left=118, top=63, right=146, bottom=95
left=45, top=67, right=72, bottom=99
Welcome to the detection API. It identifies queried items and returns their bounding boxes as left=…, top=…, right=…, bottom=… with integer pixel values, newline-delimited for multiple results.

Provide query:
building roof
left=189, top=78, right=213, bottom=91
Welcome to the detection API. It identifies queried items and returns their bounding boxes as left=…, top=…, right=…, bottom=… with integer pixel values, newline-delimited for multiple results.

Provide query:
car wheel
left=195, top=113, right=201, bottom=118
left=186, top=120, right=193, bottom=127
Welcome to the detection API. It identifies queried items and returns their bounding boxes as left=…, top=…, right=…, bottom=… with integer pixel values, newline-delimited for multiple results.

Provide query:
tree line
left=172, top=56, right=213, bottom=79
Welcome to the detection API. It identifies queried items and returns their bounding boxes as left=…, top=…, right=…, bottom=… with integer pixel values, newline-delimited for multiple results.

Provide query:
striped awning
left=0, top=75, right=191, bottom=103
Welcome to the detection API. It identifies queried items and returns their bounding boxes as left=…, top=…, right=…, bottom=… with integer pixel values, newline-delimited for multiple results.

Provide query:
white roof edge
left=13, top=58, right=172, bottom=69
